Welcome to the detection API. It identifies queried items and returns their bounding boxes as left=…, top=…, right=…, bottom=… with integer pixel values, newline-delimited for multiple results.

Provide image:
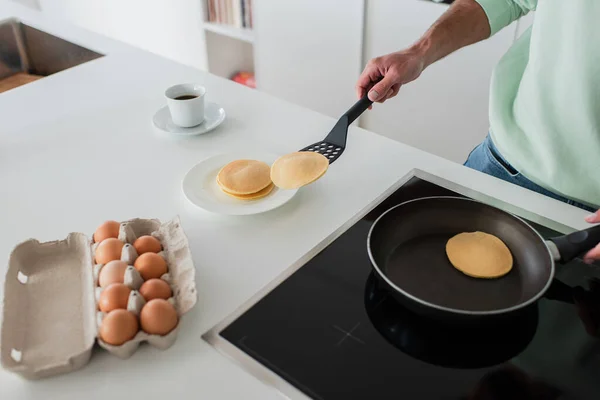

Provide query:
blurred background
left=9, top=0, right=533, bottom=164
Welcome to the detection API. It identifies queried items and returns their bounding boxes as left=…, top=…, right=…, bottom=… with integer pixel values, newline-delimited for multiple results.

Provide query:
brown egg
left=133, top=235, right=162, bottom=255
left=95, top=238, right=124, bottom=265
left=100, top=309, right=139, bottom=346
left=134, top=252, right=167, bottom=280
left=139, top=279, right=172, bottom=301
left=98, top=260, right=128, bottom=288
left=98, top=283, right=132, bottom=312
left=94, top=220, right=120, bottom=243
left=140, top=299, right=178, bottom=335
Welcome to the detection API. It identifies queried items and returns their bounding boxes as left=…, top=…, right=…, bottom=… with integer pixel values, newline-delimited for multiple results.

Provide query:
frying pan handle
left=344, top=95, right=373, bottom=125
left=550, top=225, right=600, bottom=263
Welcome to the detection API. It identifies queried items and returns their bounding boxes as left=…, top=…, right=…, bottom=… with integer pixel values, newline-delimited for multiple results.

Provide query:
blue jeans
left=464, top=135, right=596, bottom=212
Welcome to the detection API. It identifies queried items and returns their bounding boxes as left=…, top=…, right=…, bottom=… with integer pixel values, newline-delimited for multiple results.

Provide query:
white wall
left=37, top=0, right=208, bottom=70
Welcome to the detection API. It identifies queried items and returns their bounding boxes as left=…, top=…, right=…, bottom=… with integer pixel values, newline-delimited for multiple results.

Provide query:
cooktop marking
left=332, top=323, right=365, bottom=346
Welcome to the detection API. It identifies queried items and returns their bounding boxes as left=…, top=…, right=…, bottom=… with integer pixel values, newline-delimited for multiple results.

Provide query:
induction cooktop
left=203, top=169, right=600, bottom=400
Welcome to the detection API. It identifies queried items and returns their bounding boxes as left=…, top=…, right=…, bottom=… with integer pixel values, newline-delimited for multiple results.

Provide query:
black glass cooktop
left=213, top=175, right=600, bottom=399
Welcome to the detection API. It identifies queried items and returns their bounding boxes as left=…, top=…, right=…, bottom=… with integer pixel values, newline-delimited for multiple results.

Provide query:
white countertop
left=0, top=2, right=592, bottom=399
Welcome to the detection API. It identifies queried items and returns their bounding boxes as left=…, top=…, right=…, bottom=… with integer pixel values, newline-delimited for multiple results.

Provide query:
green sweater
left=475, top=0, right=600, bottom=208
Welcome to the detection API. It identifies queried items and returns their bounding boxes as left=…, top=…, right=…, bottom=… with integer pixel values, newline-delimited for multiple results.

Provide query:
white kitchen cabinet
left=361, top=0, right=518, bottom=163
left=253, top=0, right=364, bottom=119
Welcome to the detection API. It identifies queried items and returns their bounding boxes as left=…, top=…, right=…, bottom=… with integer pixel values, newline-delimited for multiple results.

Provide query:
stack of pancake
left=216, top=151, right=330, bottom=201
left=217, top=159, right=275, bottom=200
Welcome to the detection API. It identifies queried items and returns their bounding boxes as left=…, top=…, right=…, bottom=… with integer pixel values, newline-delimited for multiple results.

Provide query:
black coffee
left=174, top=95, right=198, bottom=100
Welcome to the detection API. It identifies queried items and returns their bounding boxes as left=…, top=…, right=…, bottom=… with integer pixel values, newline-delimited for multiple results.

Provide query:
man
left=356, top=0, right=600, bottom=261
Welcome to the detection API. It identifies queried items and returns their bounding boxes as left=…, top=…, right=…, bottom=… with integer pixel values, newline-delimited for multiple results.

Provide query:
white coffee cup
left=165, top=83, right=206, bottom=127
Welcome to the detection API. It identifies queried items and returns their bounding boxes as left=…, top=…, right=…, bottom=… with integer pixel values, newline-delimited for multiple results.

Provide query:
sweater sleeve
left=474, top=0, right=537, bottom=36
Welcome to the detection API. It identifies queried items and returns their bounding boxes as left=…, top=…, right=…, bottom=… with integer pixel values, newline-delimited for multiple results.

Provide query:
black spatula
left=299, top=95, right=373, bottom=164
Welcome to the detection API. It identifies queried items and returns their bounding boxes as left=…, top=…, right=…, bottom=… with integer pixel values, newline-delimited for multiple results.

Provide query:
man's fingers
left=356, top=81, right=367, bottom=99
left=583, top=211, right=600, bottom=263
left=388, top=84, right=401, bottom=99
left=583, top=242, right=600, bottom=264
left=368, top=74, right=397, bottom=102
left=374, top=83, right=402, bottom=104
left=356, top=64, right=381, bottom=99
left=585, top=210, right=600, bottom=223
left=383, top=88, right=394, bottom=101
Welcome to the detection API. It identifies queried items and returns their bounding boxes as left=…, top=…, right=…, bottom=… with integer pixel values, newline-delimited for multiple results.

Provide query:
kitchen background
left=9, top=0, right=533, bottom=164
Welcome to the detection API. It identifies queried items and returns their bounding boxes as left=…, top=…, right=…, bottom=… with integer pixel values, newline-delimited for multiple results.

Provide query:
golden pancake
left=222, top=183, right=275, bottom=200
left=445, top=231, right=513, bottom=279
left=217, top=159, right=272, bottom=195
left=270, top=151, right=329, bottom=189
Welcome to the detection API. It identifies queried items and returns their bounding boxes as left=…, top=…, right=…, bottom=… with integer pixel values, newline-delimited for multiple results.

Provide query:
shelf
left=203, top=22, right=254, bottom=43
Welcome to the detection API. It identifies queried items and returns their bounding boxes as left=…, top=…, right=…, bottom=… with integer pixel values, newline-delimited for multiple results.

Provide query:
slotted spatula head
left=299, top=117, right=348, bottom=163
left=299, top=95, right=373, bottom=164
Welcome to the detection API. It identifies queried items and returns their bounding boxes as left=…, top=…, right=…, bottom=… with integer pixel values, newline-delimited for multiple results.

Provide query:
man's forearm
left=355, top=0, right=494, bottom=102
left=412, top=0, right=491, bottom=69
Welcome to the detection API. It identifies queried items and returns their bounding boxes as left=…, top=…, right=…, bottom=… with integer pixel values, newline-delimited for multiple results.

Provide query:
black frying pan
left=367, top=196, right=600, bottom=321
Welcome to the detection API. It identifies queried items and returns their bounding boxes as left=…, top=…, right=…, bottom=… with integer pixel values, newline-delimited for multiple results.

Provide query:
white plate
left=182, top=153, right=298, bottom=215
left=153, top=102, right=226, bottom=136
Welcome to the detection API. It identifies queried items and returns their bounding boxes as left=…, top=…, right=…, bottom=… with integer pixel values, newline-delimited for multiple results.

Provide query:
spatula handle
left=344, top=94, right=373, bottom=125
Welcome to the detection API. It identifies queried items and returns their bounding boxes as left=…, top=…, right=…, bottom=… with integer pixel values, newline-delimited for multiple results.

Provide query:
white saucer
left=153, top=102, right=226, bottom=136
left=182, top=152, right=298, bottom=216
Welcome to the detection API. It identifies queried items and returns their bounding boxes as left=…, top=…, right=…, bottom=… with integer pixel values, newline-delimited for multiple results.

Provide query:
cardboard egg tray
left=0, top=216, right=197, bottom=380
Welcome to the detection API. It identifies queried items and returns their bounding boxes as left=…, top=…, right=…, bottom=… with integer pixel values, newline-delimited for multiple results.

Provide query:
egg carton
left=0, top=216, right=197, bottom=380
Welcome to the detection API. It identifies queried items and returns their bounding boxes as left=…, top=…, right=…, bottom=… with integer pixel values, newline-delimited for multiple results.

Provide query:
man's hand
left=584, top=210, right=600, bottom=263
left=356, top=49, right=426, bottom=104
left=354, top=0, right=491, bottom=106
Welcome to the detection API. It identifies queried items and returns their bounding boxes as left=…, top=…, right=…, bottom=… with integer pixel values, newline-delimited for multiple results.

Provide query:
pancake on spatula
left=270, top=151, right=329, bottom=189
left=445, top=231, right=513, bottom=279
left=217, top=159, right=272, bottom=195
left=221, top=183, right=275, bottom=200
